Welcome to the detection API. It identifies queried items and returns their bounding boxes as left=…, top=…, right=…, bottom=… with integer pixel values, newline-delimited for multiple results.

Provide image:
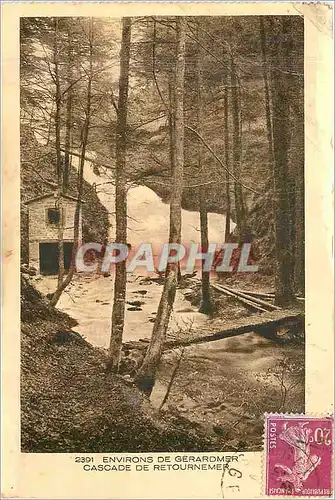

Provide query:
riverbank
left=21, top=275, right=217, bottom=452
left=24, top=162, right=305, bottom=453
left=30, top=270, right=305, bottom=452
left=152, top=332, right=304, bottom=451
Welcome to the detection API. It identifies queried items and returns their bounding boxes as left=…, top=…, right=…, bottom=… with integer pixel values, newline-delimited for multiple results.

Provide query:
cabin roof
left=24, top=192, right=85, bottom=205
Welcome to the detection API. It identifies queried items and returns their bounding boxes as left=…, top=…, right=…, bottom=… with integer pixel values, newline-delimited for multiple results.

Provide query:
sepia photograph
left=20, top=15, right=305, bottom=454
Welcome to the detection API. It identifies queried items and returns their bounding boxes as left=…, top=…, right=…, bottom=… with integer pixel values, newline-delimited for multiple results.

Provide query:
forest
left=21, top=15, right=305, bottom=452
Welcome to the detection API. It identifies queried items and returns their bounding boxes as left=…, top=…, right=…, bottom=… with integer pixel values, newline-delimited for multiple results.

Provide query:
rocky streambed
left=35, top=270, right=305, bottom=451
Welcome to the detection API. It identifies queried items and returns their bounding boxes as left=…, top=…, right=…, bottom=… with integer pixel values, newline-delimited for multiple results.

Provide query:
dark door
left=63, top=242, right=74, bottom=270
left=39, top=242, right=74, bottom=275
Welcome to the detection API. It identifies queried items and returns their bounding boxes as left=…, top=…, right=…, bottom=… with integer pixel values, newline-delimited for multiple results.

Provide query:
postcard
left=1, top=2, right=333, bottom=498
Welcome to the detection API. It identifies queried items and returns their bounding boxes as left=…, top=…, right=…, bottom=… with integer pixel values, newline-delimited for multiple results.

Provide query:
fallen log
left=122, top=339, right=149, bottom=352
left=228, top=287, right=304, bottom=303
left=164, top=311, right=304, bottom=349
left=123, top=310, right=304, bottom=352
left=212, top=281, right=305, bottom=302
left=229, top=288, right=275, bottom=300
left=221, top=285, right=281, bottom=311
left=211, top=283, right=268, bottom=312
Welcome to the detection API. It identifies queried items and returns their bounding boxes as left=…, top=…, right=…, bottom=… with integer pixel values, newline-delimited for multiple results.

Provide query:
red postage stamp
left=265, top=414, right=333, bottom=497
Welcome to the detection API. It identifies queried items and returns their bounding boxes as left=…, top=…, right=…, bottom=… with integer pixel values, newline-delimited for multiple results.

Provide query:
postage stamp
left=265, top=414, right=334, bottom=497
left=1, top=1, right=334, bottom=498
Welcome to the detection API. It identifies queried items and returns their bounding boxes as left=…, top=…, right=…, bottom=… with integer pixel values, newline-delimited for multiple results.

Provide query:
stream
left=35, top=164, right=228, bottom=347
left=35, top=167, right=304, bottom=448
left=36, top=271, right=210, bottom=346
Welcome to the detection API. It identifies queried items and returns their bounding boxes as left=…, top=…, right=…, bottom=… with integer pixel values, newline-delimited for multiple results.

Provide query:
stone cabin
left=25, top=192, right=83, bottom=275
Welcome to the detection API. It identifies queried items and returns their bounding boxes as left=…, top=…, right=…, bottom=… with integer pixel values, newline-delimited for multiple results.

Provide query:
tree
left=259, top=16, right=274, bottom=173
left=286, top=17, right=304, bottom=295
left=230, top=52, right=247, bottom=243
left=20, top=15, right=304, bottom=309
left=292, top=72, right=304, bottom=296
left=63, top=27, right=74, bottom=193
left=50, top=18, right=95, bottom=306
left=222, top=48, right=231, bottom=241
left=197, top=24, right=213, bottom=314
left=269, top=18, right=295, bottom=306
left=52, top=18, right=65, bottom=288
left=108, top=18, right=132, bottom=372
left=135, top=16, right=186, bottom=395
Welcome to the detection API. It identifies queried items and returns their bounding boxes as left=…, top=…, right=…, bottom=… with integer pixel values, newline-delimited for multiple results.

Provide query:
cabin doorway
left=39, top=242, right=74, bottom=275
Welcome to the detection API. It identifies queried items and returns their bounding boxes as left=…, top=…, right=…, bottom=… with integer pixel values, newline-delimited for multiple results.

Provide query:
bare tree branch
left=185, top=125, right=261, bottom=194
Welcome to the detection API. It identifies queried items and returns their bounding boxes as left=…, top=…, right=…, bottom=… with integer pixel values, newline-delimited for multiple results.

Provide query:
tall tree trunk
left=230, top=55, right=246, bottom=243
left=270, top=18, right=295, bottom=306
left=135, top=17, right=186, bottom=395
left=287, top=20, right=304, bottom=295
left=259, top=16, right=274, bottom=172
left=108, top=18, right=132, bottom=372
left=199, top=207, right=213, bottom=312
left=222, top=52, right=231, bottom=242
left=50, top=18, right=94, bottom=307
left=168, top=72, right=176, bottom=175
left=168, top=71, right=182, bottom=283
left=283, top=19, right=296, bottom=282
left=293, top=108, right=304, bottom=295
left=197, top=25, right=213, bottom=314
left=53, top=19, right=65, bottom=288
left=63, top=29, right=73, bottom=193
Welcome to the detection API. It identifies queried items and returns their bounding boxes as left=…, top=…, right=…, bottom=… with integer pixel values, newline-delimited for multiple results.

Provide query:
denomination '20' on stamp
left=265, top=414, right=333, bottom=497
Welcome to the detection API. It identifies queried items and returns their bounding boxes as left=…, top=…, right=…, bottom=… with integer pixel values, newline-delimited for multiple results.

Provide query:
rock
left=119, top=349, right=144, bottom=376
left=128, top=307, right=142, bottom=312
left=138, top=277, right=151, bottom=284
left=21, top=264, right=37, bottom=276
left=275, top=326, right=293, bottom=343
left=176, top=307, right=195, bottom=313
left=127, top=300, right=145, bottom=307
left=179, top=407, right=188, bottom=413
left=213, top=425, right=225, bottom=436
left=207, top=400, right=221, bottom=409
left=133, top=290, right=147, bottom=295
left=47, top=330, right=86, bottom=346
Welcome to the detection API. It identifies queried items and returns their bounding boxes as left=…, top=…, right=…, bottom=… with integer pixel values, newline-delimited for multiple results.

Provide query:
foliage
left=20, top=16, right=304, bottom=268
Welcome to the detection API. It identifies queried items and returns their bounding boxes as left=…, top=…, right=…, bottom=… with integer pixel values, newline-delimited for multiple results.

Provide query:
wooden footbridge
left=123, top=283, right=304, bottom=352
left=124, top=309, right=304, bottom=352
